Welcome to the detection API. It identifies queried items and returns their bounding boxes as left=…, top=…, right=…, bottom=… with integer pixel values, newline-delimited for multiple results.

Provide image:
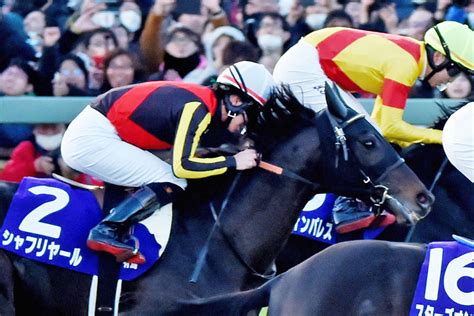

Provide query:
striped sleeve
left=172, top=102, right=236, bottom=179
left=371, top=96, right=442, bottom=147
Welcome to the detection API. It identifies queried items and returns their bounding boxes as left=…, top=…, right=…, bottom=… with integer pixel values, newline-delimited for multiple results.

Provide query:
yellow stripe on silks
left=372, top=99, right=443, bottom=147
left=173, top=102, right=228, bottom=179
left=188, top=118, right=227, bottom=165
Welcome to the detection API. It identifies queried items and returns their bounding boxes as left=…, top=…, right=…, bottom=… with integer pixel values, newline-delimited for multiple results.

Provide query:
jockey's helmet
left=424, top=21, right=474, bottom=77
left=216, top=61, right=275, bottom=117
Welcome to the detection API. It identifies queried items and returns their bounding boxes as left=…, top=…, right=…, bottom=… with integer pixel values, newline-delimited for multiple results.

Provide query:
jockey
left=61, top=61, right=275, bottom=264
left=273, top=21, right=474, bottom=233
left=442, top=102, right=474, bottom=183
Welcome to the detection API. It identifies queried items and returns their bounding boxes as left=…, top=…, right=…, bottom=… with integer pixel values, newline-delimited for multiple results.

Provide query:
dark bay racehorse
left=276, top=101, right=473, bottom=273
left=0, top=84, right=433, bottom=315
left=180, top=240, right=429, bottom=316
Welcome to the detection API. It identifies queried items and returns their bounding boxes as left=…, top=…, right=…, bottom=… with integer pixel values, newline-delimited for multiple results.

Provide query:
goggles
left=218, top=83, right=258, bottom=118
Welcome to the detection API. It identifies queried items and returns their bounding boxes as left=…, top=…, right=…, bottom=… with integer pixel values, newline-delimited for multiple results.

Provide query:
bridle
left=263, top=109, right=405, bottom=215
left=190, top=109, right=406, bottom=282
left=324, top=110, right=407, bottom=215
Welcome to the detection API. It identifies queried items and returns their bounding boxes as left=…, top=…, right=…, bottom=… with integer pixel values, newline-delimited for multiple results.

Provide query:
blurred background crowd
left=0, top=0, right=473, bottom=183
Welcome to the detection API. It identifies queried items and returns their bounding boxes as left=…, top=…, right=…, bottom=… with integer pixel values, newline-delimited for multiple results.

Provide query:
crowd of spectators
left=0, top=0, right=473, bottom=183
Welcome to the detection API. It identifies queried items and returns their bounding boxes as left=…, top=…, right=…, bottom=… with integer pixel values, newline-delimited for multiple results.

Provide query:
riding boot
left=87, top=186, right=160, bottom=263
left=332, top=196, right=375, bottom=234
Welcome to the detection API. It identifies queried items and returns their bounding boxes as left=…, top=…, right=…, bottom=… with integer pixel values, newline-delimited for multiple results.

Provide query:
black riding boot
left=333, top=196, right=375, bottom=234
left=333, top=196, right=396, bottom=234
left=87, top=186, right=160, bottom=263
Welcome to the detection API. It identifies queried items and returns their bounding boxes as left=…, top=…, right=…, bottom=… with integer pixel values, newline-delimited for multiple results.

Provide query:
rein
left=190, top=173, right=276, bottom=283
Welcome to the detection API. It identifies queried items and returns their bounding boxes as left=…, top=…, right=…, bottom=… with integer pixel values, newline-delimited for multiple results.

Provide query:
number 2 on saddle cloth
left=0, top=176, right=171, bottom=281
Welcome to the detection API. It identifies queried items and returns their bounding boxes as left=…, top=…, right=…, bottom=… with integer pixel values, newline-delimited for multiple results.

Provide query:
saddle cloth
left=409, top=239, right=473, bottom=316
left=0, top=177, right=172, bottom=281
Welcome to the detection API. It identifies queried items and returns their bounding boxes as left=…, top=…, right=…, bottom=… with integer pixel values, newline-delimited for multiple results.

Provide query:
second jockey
left=61, top=61, right=276, bottom=264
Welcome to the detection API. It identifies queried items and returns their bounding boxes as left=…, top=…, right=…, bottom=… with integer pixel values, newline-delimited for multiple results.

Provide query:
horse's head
left=322, top=83, right=434, bottom=224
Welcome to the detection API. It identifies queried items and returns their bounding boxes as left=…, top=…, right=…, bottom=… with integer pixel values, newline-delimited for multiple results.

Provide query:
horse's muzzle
left=385, top=190, right=434, bottom=225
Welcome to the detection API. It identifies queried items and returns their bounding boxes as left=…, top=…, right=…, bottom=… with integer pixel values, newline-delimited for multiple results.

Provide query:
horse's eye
left=363, top=140, right=375, bottom=148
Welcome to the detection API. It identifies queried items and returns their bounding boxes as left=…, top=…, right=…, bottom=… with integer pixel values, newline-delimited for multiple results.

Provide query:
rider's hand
left=234, top=149, right=259, bottom=170
left=34, top=156, right=55, bottom=175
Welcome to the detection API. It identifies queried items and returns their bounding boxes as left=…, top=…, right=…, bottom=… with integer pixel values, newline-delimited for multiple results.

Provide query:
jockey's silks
left=304, top=28, right=442, bottom=147
left=91, top=82, right=235, bottom=178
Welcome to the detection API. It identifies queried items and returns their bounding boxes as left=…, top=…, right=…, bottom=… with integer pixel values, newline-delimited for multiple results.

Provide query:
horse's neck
left=197, top=128, right=322, bottom=291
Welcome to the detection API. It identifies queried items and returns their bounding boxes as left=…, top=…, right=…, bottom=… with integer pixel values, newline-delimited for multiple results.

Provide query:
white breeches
left=442, top=102, right=474, bottom=182
left=61, top=105, right=187, bottom=189
left=273, top=39, right=380, bottom=131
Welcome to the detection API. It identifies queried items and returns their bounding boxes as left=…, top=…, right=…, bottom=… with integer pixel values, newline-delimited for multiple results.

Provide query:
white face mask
left=119, top=10, right=142, bottom=33
left=437, top=83, right=448, bottom=92
left=305, top=13, right=327, bottom=30
left=92, top=11, right=116, bottom=29
left=257, top=34, right=284, bottom=54
left=35, top=133, right=63, bottom=151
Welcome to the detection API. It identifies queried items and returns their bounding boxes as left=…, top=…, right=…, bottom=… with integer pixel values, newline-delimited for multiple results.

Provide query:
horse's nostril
left=417, top=192, right=433, bottom=208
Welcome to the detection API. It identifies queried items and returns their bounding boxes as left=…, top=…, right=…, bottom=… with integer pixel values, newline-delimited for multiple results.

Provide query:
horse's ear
left=325, top=82, right=348, bottom=119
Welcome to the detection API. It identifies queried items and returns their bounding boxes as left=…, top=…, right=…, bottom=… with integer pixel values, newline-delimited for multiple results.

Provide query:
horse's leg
left=0, top=251, right=15, bottom=315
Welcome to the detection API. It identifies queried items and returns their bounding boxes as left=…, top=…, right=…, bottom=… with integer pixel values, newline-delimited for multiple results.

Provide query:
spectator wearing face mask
left=23, top=10, right=47, bottom=58
left=0, top=123, right=103, bottom=186
left=303, top=0, right=342, bottom=30
left=139, top=0, right=229, bottom=81
left=110, top=1, right=143, bottom=54
left=253, top=13, right=291, bottom=73
left=146, top=26, right=207, bottom=82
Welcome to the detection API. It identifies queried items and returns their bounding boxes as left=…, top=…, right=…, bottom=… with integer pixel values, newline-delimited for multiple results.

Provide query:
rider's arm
left=172, top=102, right=236, bottom=179
left=371, top=69, right=442, bottom=148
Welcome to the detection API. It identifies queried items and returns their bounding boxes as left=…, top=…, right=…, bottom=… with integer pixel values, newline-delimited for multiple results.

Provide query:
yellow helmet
left=424, top=21, right=474, bottom=75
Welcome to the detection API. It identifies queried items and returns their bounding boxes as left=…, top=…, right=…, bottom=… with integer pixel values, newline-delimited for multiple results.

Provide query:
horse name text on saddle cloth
left=409, top=240, right=473, bottom=316
left=0, top=177, right=173, bottom=281
left=293, top=193, right=337, bottom=243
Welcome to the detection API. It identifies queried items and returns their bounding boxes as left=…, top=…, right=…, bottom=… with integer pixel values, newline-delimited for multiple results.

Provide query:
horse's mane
left=246, top=85, right=316, bottom=153
left=431, top=97, right=472, bottom=129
